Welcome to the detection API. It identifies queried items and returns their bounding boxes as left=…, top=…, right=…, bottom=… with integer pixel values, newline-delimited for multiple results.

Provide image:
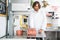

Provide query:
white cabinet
left=11, top=0, right=31, bottom=11
left=12, top=3, right=30, bottom=11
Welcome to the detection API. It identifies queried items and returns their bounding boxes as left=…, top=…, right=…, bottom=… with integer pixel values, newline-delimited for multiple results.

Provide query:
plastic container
left=16, top=30, right=23, bottom=36
left=27, top=28, right=36, bottom=36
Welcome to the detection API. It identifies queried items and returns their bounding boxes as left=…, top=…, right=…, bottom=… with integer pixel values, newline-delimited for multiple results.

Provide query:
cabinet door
left=45, top=31, right=57, bottom=40
left=0, top=17, right=6, bottom=37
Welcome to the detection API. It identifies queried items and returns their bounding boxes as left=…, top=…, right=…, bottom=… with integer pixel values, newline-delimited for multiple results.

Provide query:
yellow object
left=47, top=23, right=52, bottom=28
left=22, top=24, right=28, bottom=29
left=20, top=15, right=28, bottom=29
left=22, top=16, right=27, bottom=19
left=20, top=15, right=23, bottom=27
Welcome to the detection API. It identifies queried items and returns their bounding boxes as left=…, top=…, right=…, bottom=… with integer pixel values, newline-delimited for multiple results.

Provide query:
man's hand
left=38, top=29, right=44, bottom=34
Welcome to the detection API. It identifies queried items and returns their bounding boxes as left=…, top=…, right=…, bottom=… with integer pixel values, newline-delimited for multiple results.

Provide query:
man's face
left=34, top=4, right=39, bottom=11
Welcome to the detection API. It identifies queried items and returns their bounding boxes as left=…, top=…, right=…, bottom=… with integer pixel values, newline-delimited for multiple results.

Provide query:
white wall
left=33, top=0, right=60, bottom=6
left=45, top=0, right=60, bottom=6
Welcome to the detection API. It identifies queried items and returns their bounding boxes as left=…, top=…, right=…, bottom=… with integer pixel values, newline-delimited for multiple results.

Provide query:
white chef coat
left=29, top=9, right=47, bottom=37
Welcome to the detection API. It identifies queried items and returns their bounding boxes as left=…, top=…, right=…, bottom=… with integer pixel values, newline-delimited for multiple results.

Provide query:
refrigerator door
left=0, top=17, right=6, bottom=37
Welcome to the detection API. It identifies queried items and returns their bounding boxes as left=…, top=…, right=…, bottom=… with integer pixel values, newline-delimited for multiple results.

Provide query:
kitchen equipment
left=8, top=0, right=30, bottom=38
left=20, top=15, right=28, bottom=30
left=23, top=15, right=28, bottom=24
left=0, top=17, right=6, bottom=37
left=14, top=15, right=29, bottom=35
left=52, top=12, right=60, bottom=27
left=47, top=12, right=54, bottom=17
left=46, top=12, right=54, bottom=29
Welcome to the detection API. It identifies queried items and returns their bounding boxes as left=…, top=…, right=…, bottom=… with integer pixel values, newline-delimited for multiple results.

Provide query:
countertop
left=45, top=28, right=60, bottom=31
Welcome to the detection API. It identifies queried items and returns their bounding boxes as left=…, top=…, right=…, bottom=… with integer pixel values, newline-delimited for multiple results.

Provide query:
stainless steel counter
left=45, top=28, right=60, bottom=40
left=45, top=29, right=60, bottom=31
left=45, top=27, right=60, bottom=31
